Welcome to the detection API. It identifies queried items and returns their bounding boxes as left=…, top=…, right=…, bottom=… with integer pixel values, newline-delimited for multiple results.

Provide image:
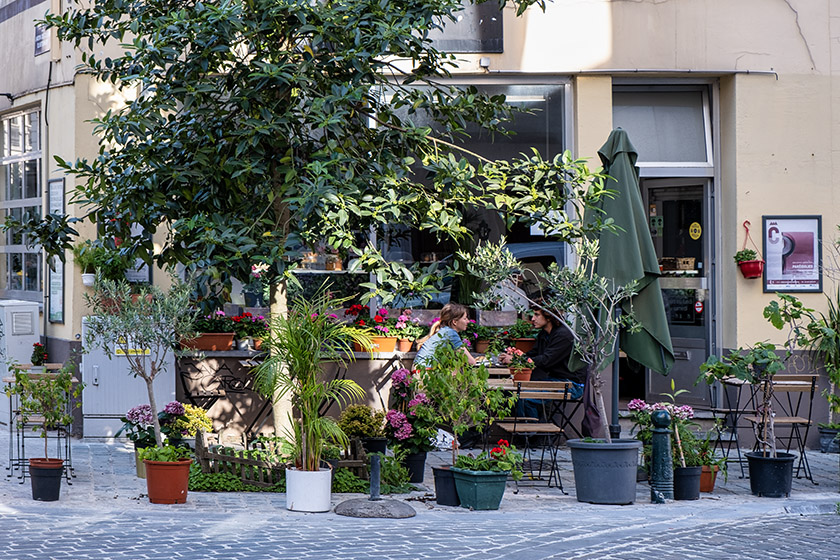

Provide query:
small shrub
left=338, top=404, right=386, bottom=438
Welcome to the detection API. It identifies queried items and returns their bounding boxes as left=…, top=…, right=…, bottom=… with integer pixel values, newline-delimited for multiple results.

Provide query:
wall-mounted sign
left=763, top=215, right=822, bottom=293
left=689, top=222, right=702, bottom=240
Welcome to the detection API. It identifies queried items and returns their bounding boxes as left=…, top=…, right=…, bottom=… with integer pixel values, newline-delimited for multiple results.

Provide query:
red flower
left=497, top=439, right=509, bottom=447
left=358, top=319, right=366, bottom=326
left=374, top=315, right=383, bottom=323
left=491, top=447, right=502, bottom=455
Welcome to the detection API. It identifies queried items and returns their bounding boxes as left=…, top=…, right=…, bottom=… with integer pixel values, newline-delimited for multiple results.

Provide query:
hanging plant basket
left=737, top=259, right=764, bottom=279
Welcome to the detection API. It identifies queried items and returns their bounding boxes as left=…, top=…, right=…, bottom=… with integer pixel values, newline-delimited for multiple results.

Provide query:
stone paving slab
left=0, top=432, right=838, bottom=559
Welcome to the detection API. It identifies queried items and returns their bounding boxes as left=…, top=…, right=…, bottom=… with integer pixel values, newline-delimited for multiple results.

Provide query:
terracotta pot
left=368, top=336, right=398, bottom=352
left=29, top=458, right=64, bottom=502
left=253, top=338, right=264, bottom=351
left=512, top=338, right=535, bottom=353
left=737, top=259, right=764, bottom=279
left=700, top=464, right=719, bottom=492
left=144, top=458, right=192, bottom=504
left=397, top=338, right=413, bottom=352
left=510, top=368, right=532, bottom=381
left=181, top=333, right=235, bottom=351
left=474, top=339, right=490, bottom=354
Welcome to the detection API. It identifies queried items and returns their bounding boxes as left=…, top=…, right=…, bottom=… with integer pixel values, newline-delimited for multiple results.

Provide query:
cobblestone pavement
left=0, top=434, right=837, bottom=559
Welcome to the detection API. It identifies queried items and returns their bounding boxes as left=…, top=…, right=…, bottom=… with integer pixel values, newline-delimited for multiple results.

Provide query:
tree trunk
left=592, top=371, right=612, bottom=444
left=144, top=376, right=163, bottom=447
left=269, top=280, right=293, bottom=437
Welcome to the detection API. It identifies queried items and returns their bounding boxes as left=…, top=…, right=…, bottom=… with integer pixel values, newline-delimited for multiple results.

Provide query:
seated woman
left=499, top=306, right=585, bottom=418
left=413, top=302, right=478, bottom=368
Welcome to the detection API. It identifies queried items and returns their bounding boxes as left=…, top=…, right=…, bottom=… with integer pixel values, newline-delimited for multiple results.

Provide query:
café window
left=0, top=110, right=42, bottom=298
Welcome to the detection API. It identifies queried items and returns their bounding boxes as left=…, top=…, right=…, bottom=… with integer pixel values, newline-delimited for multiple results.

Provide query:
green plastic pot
left=450, top=467, right=509, bottom=510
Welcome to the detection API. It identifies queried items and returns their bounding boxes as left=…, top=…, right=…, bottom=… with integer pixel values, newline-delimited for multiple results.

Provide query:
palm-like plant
left=254, top=288, right=370, bottom=471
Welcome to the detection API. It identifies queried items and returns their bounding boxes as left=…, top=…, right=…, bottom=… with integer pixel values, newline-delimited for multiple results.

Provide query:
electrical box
left=0, top=300, right=41, bottom=428
left=81, top=318, right=176, bottom=438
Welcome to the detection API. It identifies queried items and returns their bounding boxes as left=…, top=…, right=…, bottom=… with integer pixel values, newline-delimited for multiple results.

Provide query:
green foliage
left=5, top=362, right=84, bottom=459
left=455, top=439, right=523, bottom=480
left=188, top=463, right=285, bottom=493
left=338, top=404, right=385, bottom=439
left=507, top=318, right=538, bottom=339
left=332, top=468, right=368, bottom=493
left=83, top=277, right=198, bottom=446
left=418, top=344, right=515, bottom=465
left=733, top=248, right=759, bottom=264
left=138, top=445, right=192, bottom=462
left=38, top=0, right=603, bottom=309
left=72, top=239, right=134, bottom=280
left=254, top=288, right=368, bottom=471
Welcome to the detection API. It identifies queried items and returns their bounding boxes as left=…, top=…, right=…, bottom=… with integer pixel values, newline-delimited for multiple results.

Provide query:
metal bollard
left=369, top=454, right=382, bottom=501
left=650, top=409, right=674, bottom=503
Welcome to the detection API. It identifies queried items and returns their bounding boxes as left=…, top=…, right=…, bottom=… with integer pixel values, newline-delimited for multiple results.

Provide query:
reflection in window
left=1, top=110, right=42, bottom=297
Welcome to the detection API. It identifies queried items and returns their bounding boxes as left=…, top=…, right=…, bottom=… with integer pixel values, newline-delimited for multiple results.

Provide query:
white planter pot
left=81, top=273, right=96, bottom=286
left=285, top=467, right=332, bottom=512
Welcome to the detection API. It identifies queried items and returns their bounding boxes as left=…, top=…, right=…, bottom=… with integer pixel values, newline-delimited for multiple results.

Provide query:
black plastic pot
left=29, top=459, right=64, bottom=502
left=404, top=452, right=427, bottom=483
left=432, top=466, right=460, bottom=506
left=673, top=466, right=702, bottom=500
left=818, top=427, right=840, bottom=454
left=745, top=451, right=795, bottom=498
left=361, top=437, right=388, bottom=456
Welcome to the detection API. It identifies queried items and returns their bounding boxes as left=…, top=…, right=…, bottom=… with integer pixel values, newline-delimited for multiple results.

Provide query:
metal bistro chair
left=744, top=373, right=818, bottom=484
left=495, top=380, right=575, bottom=493
left=709, top=377, right=756, bottom=478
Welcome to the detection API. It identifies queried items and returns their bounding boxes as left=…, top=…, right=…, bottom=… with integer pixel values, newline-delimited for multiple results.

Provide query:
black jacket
left=526, top=324, right=586, bottom=384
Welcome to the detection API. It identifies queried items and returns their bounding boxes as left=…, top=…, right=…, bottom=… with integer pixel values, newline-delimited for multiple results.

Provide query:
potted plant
left=30, top=342, right=47, bottom=371
left=137, top=445, right=193, bottom=504
left=419, top=343, right=515, bottom=506
left=338, top=403, right=387, bottom=455
left=734, top=248, right=764, bottom=279
left=504, top=346, right=534, bottom=381
left=72, top=239, right=133, bottom=285
left=697, top=425, right=728, bottom=492
left=507, top=318, right=539, bottom=352
left=451, top=439, right=524, bottom=510
left=83, top=276, right=199, bottom=503
left=384, top=368, right=438, bottom=483
left=254, top=288, right=369, bottom=512
left=5, top=361, right=84, bottom=501
left=116, top=404, right=157, bottom=478
left=183, top=310, right=237, bottom=351
left=391, top=310, right=425, bottom=352
left=698, top=342, right=790, bottom=497
left=465, top=239, right=643, bottom=504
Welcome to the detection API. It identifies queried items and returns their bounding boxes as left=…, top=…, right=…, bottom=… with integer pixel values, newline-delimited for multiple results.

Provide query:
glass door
left=643, top=180, right=713, bottom=407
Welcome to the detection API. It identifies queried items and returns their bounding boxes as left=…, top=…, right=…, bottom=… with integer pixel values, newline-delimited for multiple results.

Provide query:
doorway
left=622, top=179, right=714, bottom=407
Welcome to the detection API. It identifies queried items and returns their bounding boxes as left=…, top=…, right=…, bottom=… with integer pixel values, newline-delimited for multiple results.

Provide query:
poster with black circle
left=763, top=216, right=822, bottom=292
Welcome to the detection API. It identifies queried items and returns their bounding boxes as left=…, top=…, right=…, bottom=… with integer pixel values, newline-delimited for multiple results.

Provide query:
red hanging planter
left=738, top=259, right=764, bottom=279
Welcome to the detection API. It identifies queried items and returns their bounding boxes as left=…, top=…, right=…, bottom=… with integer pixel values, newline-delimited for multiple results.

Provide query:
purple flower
left=408, top=393, right=429, bottom=409
left=125, top=404, right=154, bottom=426
left=163, top=401, right=185, bottom=416
left=627, top=399, right=647, bottom=412
left=391, top=368, right=410, bottom=387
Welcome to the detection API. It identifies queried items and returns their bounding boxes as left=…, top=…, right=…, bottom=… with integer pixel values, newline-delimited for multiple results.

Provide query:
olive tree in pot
left=254, top=288, right=369, bottom=512
left=464, top=239, right=644, bottom=504
left=83, top=277, right=199, bottom=503
left=418, top=343, right=515, bottom=507
left=699, top=342, right=790, bottom=497
left=6, top=362, right=84, bottom=501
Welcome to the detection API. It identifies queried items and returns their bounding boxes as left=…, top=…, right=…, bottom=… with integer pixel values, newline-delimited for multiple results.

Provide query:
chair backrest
left=514, top=380, right=576, bottom=401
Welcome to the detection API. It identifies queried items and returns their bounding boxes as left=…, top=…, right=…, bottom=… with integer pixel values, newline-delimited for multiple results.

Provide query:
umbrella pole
left=610, top=308, right=622, bottom=440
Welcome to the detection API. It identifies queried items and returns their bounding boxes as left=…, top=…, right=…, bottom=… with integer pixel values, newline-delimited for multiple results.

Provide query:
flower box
left=181, top=333, right=235, bottom=351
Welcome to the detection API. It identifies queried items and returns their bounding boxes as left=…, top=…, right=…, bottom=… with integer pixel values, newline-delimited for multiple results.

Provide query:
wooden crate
left=676, top=257, right=696, bottom=270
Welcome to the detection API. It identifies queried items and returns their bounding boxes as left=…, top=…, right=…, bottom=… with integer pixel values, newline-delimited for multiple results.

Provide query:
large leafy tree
left=38, top=0, right=605, bottom=306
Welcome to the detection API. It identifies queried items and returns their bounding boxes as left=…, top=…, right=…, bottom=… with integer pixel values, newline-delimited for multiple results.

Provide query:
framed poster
left=762, top=215, right=822, bottom=293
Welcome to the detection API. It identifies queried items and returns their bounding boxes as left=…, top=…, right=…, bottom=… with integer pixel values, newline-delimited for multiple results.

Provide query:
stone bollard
left=369, top=454, right=382, bottom=501
left=650, top=409, right=674, bottom=503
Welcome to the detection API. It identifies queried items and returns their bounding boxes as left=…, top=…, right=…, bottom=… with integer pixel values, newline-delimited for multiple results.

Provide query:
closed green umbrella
left=596, top=128, right=674, bottom=375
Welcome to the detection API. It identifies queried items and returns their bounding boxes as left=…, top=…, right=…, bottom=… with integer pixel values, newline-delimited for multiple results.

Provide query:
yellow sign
left=115, top=336, right=151, bottom=356
left=689, top=222, right=702, bottom=241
